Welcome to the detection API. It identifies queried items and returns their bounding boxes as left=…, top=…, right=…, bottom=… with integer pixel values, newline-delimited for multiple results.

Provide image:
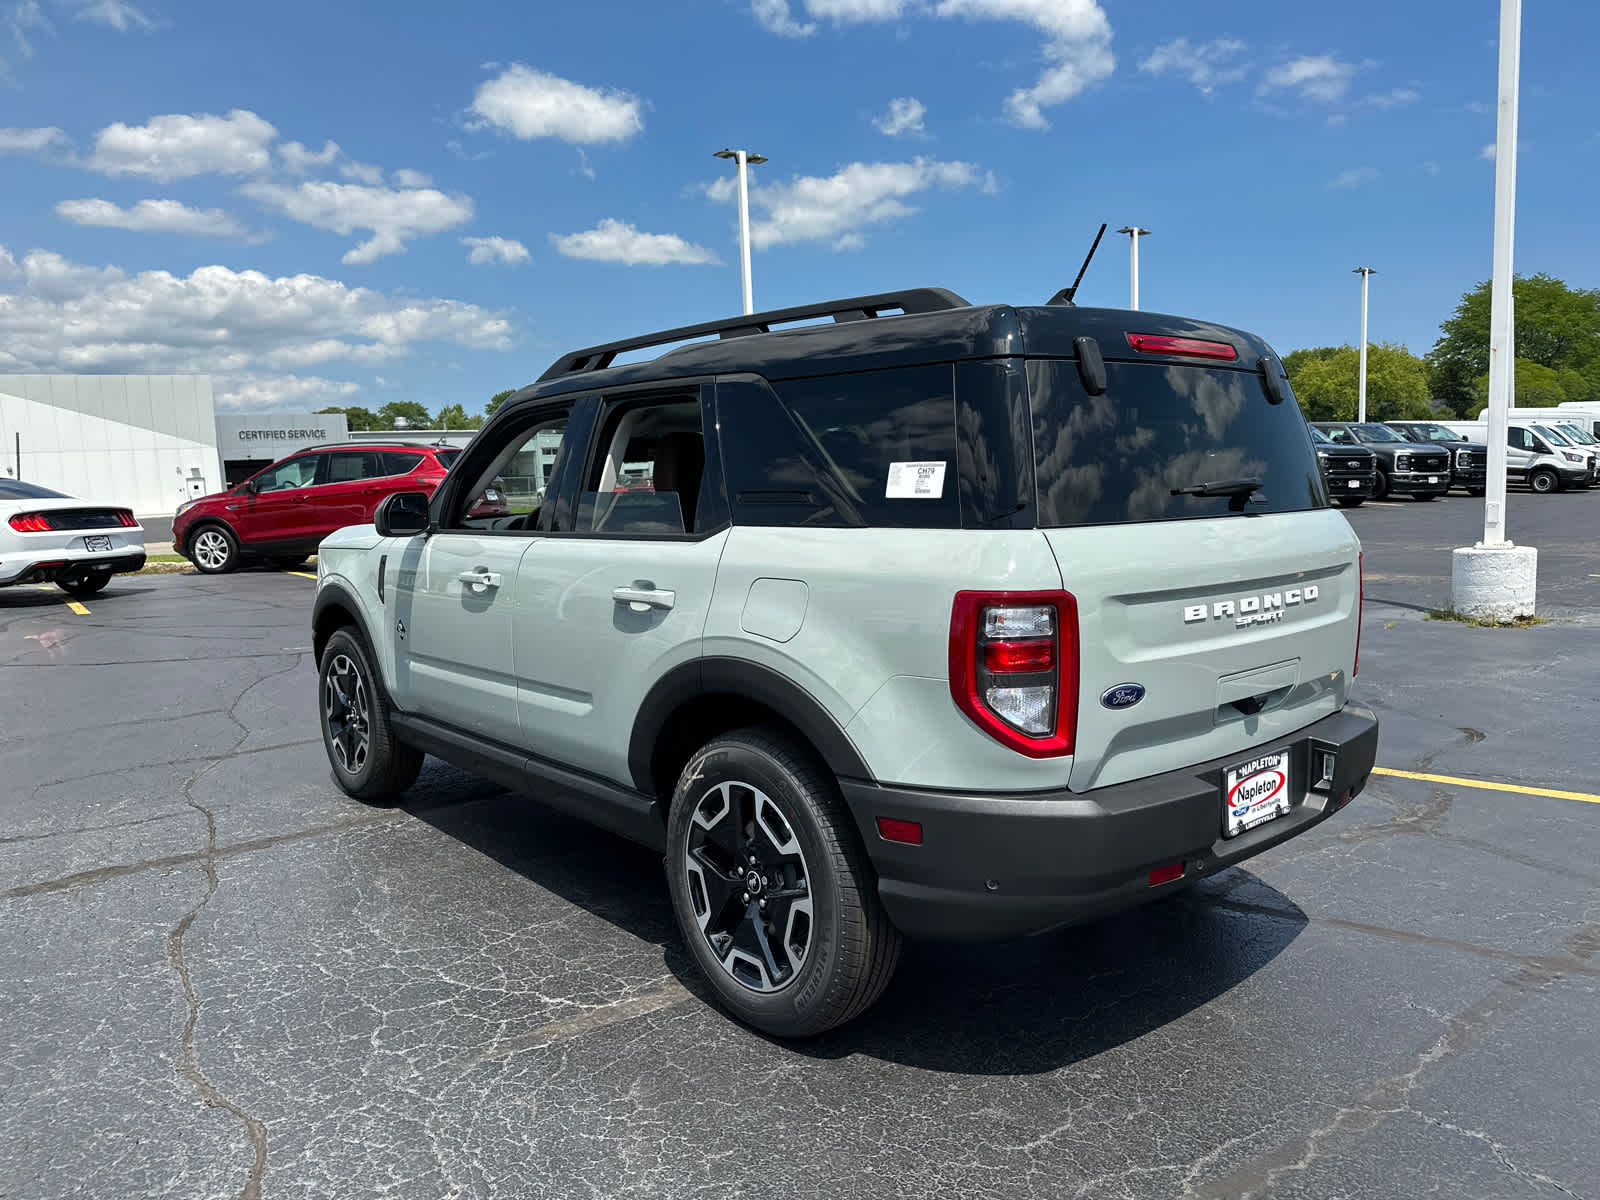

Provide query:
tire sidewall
left=319, top=628, right=381, bottom=794
left=1374, top=468, right=1389, bottom=499
left=189, top=523, right=239, bottom=574
left=666, top=738, right=848, bottom=1034
left=1530, top=470, right=1556, bottom=494
left=61, top=572, right=110, bottom=596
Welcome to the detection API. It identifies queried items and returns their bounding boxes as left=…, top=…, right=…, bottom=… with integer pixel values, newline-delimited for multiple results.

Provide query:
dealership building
left=1, top=375, right=477, bottom=519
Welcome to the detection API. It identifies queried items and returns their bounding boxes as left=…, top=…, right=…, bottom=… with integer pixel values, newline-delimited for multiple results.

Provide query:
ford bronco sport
left=311, top=288, right=1379, bottom=1036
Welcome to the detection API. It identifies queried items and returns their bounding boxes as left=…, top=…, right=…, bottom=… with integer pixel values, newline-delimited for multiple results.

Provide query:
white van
left=1439, top=420, right=1592, bottom=493
left=1550, top=404, right=1600, bottom=439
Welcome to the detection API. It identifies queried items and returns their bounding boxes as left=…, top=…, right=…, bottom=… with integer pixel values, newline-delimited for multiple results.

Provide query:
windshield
left=1308, top=426, right=1334, bottom=445
left=1352, top=424, right=1405, bottom=444
left=0, top=479, right=69, bottom=500
left=1557, top=423, right=1598, bottom=445
left=1398, top=423, right=1459, bottom=443
left=1029, top=360, right=1324, bottom=526
left=1534, top=425, right=1575, bottom=447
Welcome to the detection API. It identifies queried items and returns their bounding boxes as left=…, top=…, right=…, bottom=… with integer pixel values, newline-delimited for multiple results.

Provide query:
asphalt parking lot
left=3, top=494, right=1598, bottom=1200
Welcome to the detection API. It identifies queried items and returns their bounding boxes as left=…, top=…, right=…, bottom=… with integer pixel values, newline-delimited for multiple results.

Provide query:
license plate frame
left=83, top=535, right=113, bottom=552
left=1222, top=749, right=1293, bottom=839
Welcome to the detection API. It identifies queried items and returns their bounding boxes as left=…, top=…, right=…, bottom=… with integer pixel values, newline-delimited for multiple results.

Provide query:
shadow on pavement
left=409, top=771, right=1307, bottom=1076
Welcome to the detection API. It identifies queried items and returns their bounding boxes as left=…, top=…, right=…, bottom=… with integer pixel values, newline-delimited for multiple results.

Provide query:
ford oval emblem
left=1101, top=683, right=1145, bottom=710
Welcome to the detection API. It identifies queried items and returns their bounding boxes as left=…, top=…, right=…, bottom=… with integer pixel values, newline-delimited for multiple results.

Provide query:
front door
left=513, top=387, right=727, bottom=786
left=232, top=452, right=324, bottom=547
left=390, top=406, right=577, bottom=747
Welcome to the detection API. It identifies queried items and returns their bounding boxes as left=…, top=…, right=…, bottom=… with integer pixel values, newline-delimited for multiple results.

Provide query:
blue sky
left=1, top=0, right=1595, bottom=415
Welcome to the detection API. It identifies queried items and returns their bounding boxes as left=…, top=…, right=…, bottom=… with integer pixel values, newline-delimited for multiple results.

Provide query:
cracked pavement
left=3, top=495, right=1599, bottom=1199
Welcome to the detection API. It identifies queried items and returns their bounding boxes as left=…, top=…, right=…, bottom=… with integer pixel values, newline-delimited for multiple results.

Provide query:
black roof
left=503, top=287, right=1280, bottom=411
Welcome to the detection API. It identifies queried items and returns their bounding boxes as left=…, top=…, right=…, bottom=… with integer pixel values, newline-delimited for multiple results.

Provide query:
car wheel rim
left=683, top=781, right=814, bottom=994
left=323, top=652, right=371, bottom=774
left=194, top=530, right=230, bottom=570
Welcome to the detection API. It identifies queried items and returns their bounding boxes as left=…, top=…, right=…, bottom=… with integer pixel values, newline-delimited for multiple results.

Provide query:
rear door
left=311, top=449, right=386, bottom=539
left=1025, top=353, right=1360, bottom=792
left=511, top=385, right=727, bottom=785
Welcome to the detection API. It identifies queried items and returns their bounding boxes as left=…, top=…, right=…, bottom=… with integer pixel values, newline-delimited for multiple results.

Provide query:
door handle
left=457, top=569, right=503, bottom=589
left=613, top=584, right=676, bottom=611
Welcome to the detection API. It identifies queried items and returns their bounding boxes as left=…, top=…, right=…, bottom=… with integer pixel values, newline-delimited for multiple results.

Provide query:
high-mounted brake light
left=8, top=512, right=52, bottom=532
left=1125, top=333, right=1238, bottom=361
left=950, top=590, right=1078, bottom=757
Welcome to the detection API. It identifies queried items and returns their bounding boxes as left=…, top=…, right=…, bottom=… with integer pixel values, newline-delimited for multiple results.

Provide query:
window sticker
left=885, top=461, right=947, bottom=499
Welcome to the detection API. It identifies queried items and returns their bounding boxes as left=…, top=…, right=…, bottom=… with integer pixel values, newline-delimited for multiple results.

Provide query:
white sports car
left=0, top=479, right=147, bottom=596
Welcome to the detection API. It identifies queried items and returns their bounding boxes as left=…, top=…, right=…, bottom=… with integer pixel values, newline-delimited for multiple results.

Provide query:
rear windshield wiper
left=1170, top=477, right=1265, bottom=514
left=1170, top=477, right=1263, bottom=498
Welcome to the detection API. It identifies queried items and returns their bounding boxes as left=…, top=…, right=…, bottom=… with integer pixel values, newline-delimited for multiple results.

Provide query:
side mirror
left=375, top=491, right=431, bottom=537
left=238, top=478, right=258, bottom=495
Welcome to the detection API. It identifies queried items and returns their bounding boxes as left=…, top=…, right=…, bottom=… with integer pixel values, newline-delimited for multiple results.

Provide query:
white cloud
left=340, top=160, right=385, bottom=186
left=54, top=197, right=257, bottom=239
left=213, top=373, right=360, bottom=412
left=1466, top=100, right=1494, bottom=115
left=0, top=246, right=18, bottom=278
left=710, top=156, right=989, bottom=250
left=750, top=0, right=1113, bottom=130
left=73, top=0, right=152, bottom=31
left=470, top=64, right=644, bottom=144
left=391, top=167, right=432, bottom=189
left=278, top=139, right=340, bottom=173
left=86, top=109, right=277, bottom=181
left=240, top=180, right=474, bottom=264
left=1138, top=37, right=1247, bottom=95
left=0, top=125, right=67, bottom=153
left=550, top=219, right=720, bottom=266
left=463, top=235, right=531, bottom=265
left=1329, top=166, right=1379, bottom=189
left=1259, top=55, right=1358, bottom=104
left=1481, top=142, right=1496, bottom=161
left=0, top=246, right=512, bottom=398
left=10, top=0, right=51, bottom=57
left=874, top=96, right=926, bottom=137
left=751, top=0, right=815, bottom=36
left=1359, top=87, right=1420, bottom=109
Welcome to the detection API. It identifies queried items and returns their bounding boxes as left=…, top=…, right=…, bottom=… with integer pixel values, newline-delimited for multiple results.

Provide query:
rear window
left=0, top=479, right=68, bottom=500
left=433, top=449, right=461, bottom=467
left=384, top=451, right=425, bottom=475
left=1028, top=359, right=1325, bottom=527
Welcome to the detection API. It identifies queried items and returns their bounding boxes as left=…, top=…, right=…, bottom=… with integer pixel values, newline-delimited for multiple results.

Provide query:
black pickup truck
left=1312, top=422, right=1452, bottom=500
left=1385, top=421, right=1488, bottom=495
left=1309, top=425, right=1379, bottom=506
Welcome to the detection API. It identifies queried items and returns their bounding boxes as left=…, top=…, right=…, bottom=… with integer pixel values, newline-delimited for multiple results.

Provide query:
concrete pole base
left=1450, top=543, right=1537, bottom=620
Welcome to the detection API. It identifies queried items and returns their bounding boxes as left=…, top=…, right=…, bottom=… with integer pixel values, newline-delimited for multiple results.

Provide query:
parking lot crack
left=1415, top=1113, right=1581, bottom=1196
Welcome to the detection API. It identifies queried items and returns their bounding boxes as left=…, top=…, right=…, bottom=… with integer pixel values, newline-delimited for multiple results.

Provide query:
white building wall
left=0, top=375, right=222, bottom=516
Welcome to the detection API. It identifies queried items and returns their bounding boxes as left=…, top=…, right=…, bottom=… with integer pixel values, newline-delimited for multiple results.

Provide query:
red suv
left=174, top=442, right=461, bottom=574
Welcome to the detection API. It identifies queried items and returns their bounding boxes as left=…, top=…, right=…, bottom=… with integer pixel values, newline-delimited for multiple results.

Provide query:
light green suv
left=312, top=288, right=1379, bottom=1036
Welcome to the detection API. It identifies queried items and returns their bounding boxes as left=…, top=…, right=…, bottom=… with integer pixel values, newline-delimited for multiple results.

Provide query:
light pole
left=714, top=148, right=767, bottom=315
left=1353, top=268, right=1376, bottom=423
left=1117, top=226, right=1150, bottom=310
left=1450, top=0, right=1536, bottom=620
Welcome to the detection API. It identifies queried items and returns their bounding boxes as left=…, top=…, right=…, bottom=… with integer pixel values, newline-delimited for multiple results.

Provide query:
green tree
left=316, top=405, right=382, bottom=431
left=435, top=403, right=481, bottom=430
left=1428, top=274, right=1600, bottom=415
left=1286, top=342, right=1433, bottom=422
left=377, top=400, right=433, bottom=429
left=1467, top=358, right=1570, bottom=416
left=485, top=389, right=516, bottom=419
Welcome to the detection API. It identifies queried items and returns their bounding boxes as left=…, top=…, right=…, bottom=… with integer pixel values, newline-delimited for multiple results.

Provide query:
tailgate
left=1045, top=510, right=1360, bottom=791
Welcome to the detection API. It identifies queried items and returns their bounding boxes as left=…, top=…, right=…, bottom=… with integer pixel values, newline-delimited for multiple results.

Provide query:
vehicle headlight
left=1316, top=452, right=1329, bottom=465
left=175, top=499, right=197, bottom=517
left=1394, top=454, right=1411, bottom=471
left=1563, top=451, right=1583, bottom=463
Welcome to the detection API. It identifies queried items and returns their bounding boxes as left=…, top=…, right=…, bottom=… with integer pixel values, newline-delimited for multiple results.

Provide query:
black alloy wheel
left=318, top=627, right=423, bottom=804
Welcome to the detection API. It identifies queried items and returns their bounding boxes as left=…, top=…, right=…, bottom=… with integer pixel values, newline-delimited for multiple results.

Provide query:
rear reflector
left=876, top=817, right=923, bottom=845
left=1125, top=333, right=1238, bottom=361
left=1148, top=862, right=1185, bottom=887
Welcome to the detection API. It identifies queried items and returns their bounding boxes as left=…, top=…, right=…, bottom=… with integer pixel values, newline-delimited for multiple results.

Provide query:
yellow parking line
left=287, top=571, right=318, bottom=580
left=1372, top=766, right=1600, bottom=806
left=64, top=599, right=90, bottom=616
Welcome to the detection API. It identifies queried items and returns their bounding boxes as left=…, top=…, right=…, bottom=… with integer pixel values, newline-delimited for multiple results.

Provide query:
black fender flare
left=628, top=657, right=874, bottom=792
left=312, top=580, right=381, bottom=665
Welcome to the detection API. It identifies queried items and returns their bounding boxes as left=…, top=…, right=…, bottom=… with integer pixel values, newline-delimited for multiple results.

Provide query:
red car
left=174, top=442, right=461, bottom=574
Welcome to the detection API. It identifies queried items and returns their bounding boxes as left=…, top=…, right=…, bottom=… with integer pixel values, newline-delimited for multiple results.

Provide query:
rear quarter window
left=1029, top=359, right=1325, bottom=527
left=383, top=451, right=425, bottom=475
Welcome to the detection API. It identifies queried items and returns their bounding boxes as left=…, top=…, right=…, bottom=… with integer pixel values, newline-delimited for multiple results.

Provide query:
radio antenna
left=1048, top=223, right=1108, bottom=306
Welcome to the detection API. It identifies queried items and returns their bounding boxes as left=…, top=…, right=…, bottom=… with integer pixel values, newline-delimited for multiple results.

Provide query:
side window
left=1509, top=428, right=1530, bottom=451
left=323, top=451, right=384, bottom=483
left=444, top=413, right=569, bottom=531
left=382, top=451, right=424, bottom=476
left=254, top=454, right=320, bottom=492
left=576, top=398, right=710, bottom=535
left=719, top=366, right=959, bottom=529
left=1327, top=428, right=1354, bottom=444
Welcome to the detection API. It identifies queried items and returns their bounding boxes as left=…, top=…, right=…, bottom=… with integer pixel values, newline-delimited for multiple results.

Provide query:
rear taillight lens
left=949, top=590, right=1078, bottom=757
left=1354, top=552, right=1363, bottom=677
left=116, top=510, right=138, bottom=527
left=8, top=512, right=53, bottom=532
left=1125, top=333, right=1239, bottom=361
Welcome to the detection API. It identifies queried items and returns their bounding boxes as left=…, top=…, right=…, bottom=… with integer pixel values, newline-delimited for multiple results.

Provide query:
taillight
left=1125, top=332, right=1238, bottom=361
left=116, top=510, right=138, bottom=527
left=8, top=512, right=53, bottom=532
left=1354, top=552, right=1363, bottom=677
left=949, top=590, right=1078, bottom=757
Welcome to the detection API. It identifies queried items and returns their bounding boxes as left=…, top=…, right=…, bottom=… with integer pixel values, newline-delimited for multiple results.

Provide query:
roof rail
left=536, top=287, right=971, bottom=382
left=281, top=440, right=451, bottom=453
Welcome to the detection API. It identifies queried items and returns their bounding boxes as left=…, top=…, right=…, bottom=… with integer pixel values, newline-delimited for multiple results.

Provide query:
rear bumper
left=842, top=704, right=1379, bottom=941
left=0, top=550, right=146, bottom=586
